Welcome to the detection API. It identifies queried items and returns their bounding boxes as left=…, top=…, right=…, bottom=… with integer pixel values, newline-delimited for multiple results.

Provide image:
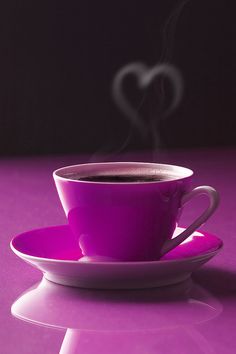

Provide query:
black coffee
left=68, top=174, right=172, bottom=182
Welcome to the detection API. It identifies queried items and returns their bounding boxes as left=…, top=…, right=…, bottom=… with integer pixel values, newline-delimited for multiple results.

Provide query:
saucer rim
left=10, top=225, right=223, bottom=266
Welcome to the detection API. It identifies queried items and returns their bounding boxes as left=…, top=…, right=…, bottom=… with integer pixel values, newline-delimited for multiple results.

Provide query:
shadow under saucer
left=193, top=265, right=236, bottom=298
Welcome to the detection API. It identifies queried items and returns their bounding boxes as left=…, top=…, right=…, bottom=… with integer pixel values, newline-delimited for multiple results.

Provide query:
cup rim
left=53, top=162, right=193, bottom=185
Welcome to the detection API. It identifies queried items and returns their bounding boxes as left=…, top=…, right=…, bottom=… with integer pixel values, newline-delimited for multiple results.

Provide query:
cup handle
left=160, top=186, right=220, bottom=257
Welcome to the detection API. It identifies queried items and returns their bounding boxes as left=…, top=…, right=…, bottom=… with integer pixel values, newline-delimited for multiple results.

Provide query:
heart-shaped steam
left=112, top=62, right=183, bottom=141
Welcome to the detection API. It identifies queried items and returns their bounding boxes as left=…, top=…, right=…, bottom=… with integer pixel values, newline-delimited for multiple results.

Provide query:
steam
left=88, top=130, right=132, bottom=162
left=160, top=0, right=190, bottom=63
left=111, top=0, right=190, bottom=152
left=112, top=62, right=183, bottom=147
left=90, top=0, right=189, bottom=161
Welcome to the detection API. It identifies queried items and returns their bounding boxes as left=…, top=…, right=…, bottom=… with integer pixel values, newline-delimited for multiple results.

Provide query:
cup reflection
left=12, top=278, right=222, bottom=353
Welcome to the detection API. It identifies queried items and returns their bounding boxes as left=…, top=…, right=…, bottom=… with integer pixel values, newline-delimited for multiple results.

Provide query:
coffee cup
left=53, top=162, right=219, bottom=262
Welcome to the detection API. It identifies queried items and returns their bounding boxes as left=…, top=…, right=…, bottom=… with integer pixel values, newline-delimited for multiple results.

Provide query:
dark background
left=0, top=0, right=234, bottom=156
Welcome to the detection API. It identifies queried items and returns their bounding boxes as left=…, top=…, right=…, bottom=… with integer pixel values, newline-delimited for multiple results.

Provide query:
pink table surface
left=0, top=149, right=235, bottom=354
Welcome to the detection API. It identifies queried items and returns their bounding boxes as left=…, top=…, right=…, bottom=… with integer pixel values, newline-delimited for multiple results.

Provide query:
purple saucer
left=10, top=225, right=223, bottom=289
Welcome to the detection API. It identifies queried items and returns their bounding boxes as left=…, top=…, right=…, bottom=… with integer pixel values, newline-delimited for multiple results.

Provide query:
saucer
left=10, top=225, right=223, bottom=289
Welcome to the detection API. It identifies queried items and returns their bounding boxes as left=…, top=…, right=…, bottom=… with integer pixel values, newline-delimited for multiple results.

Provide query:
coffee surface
left=67, top=174, right=172, bottom=182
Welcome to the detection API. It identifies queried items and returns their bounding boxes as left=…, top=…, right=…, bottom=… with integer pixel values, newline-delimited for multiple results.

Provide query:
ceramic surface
left=54, top=162, right=219, bottom=260
left=11, top=225, right=222, bottom=289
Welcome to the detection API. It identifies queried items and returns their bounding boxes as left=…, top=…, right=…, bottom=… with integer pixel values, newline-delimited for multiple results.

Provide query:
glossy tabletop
left=1, top=149, right=236, bottom=354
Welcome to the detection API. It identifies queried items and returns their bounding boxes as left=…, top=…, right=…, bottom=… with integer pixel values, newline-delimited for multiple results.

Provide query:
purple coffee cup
left=53, top=162, right=219, bottom=262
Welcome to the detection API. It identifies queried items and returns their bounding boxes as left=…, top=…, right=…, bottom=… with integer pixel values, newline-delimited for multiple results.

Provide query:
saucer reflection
left=12, top=278, right=222, bottom=353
